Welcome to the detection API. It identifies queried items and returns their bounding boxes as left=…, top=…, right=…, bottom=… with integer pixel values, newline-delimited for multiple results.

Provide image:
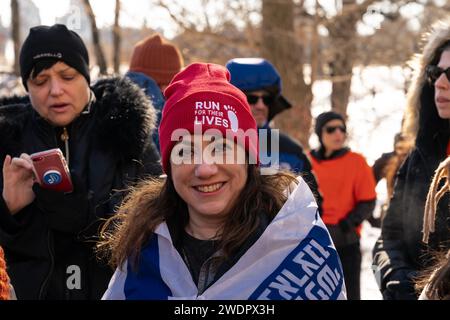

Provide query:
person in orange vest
left=309, top=111, right=377, bottom=300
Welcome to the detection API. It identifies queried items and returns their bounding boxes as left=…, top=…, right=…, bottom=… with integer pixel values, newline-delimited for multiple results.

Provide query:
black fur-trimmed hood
left=0, top=76, right=157, bottom=160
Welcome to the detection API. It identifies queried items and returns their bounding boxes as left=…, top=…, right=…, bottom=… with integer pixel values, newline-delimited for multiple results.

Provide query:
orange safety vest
left=310, top=151, right=377, bottom=234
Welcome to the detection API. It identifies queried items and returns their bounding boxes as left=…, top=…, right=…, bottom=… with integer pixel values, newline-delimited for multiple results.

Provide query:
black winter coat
left=372, top=133, right=450, bottom=299
left=0, top=77, right=162, bottom=299
left=372, top=22, right=450, bottom=299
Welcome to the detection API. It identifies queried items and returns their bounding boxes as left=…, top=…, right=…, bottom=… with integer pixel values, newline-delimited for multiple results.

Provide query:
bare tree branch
left=113, top=0, right=121, bottom=74
left=82, top=0, right=108, bottom=74
left=11, top=0, right=20, bottom=76
left=155, top=0, right=256, bottom=50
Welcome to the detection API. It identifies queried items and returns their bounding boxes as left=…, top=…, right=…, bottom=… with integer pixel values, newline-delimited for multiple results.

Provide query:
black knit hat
left=19, top=24, right=90, bottom=90
left=315, top=111, right=346, bottom=141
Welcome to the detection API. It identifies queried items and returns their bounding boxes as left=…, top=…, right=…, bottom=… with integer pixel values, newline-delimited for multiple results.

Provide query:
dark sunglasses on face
left=246, top=94, right=274, bottom=106
left=324, top=125, right=346, bottom=134
left=426, top=65, right=450, bottom=85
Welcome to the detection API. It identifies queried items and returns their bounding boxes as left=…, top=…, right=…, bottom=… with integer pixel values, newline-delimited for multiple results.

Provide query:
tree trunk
left=82, top=0, right=108, bottom=75
left=327, top=0, right=359, bottom=117
left=261, top=0, right=313, bottom=149
left=113, top=0, right=121, bottom=74
left=11, top=0, right=20, bottom=76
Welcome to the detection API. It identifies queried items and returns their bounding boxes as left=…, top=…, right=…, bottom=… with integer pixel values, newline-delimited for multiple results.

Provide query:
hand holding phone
left=30, top=148, right=73, bottom=193
left=2, top=154, right=36, bottom=214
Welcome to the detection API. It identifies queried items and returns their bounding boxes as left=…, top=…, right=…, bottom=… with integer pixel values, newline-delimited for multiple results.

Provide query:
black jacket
left=0, top=77, right=162, bottom=299
left=372, top=22, right=450, bottom=300
left=260, top=124, right=322, bottom=213
left=372, top=129, right=449, bottom=300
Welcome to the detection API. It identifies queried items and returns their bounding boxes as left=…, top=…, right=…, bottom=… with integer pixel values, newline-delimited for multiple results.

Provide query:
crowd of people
left=0, top=18, right=449, bottom=300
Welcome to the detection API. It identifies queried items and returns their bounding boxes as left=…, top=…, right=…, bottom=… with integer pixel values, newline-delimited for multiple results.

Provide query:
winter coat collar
left=310, top=147, right=350, bottom=161
left=0, top=77, right=156, bottom=161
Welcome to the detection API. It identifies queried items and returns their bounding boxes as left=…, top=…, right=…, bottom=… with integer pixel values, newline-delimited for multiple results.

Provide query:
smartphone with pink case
left=30, top=148, right=73, bottom=193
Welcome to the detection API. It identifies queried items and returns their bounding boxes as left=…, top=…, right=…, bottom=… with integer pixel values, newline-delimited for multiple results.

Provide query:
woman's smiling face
left=170, top=135, right=248, bottom=222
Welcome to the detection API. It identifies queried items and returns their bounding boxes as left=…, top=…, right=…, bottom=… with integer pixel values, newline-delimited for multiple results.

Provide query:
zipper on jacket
left=60, top=127, right=70, bottom=167
left=38, top=230, right=55, bottom=299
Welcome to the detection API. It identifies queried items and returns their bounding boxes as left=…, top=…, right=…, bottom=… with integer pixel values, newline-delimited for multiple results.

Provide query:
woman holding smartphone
left=0, top=24, right=161, bottom=299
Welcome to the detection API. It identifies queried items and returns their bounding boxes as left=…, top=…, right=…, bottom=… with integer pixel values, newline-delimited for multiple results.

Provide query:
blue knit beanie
left=226, top=58, right=292, bottom=121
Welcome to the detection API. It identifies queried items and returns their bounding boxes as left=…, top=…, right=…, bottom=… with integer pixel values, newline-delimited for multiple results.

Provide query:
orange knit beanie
left=0, top=246, right=10, bottom=300
left=129, top=34, right=184, bottom=87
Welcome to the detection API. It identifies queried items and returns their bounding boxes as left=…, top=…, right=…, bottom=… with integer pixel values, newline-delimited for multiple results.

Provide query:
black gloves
left=383, top=269, right=418, bottom=300
left=32, top=175, right=90, bottom=234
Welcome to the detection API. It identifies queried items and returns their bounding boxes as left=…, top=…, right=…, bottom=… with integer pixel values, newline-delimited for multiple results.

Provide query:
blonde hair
left=422, top=156, right=450, bottom=243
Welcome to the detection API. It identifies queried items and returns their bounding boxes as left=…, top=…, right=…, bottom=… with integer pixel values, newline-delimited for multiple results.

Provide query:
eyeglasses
left=324, top=125, right=346, bottom=134
left=426, top=65, right=450, bottom=85
left=246, top=94, right=274, bottom=106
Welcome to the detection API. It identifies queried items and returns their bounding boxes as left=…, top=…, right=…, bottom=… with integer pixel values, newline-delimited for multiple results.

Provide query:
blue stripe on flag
left=124, top=234, right=173, bottom=300
left=249, top=226, right=344, bottom=300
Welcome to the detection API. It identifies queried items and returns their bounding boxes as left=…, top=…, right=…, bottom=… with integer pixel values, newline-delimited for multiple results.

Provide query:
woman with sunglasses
left=373, top=20, right=450, bottom=300
left=225, top=58, right=322, bottom=212
left=309, top=111, right=377, bottom=300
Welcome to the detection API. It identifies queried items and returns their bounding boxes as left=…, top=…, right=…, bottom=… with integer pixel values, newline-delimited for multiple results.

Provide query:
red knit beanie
left=159, top=62, right=258, bottom=173
left=0, top=246, right=10, bottom=300
left=129, top=34, right=184, bottom=87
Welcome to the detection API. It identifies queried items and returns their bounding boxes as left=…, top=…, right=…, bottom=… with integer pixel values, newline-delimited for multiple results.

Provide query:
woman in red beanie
left=99, top=63, right=346, bottom=300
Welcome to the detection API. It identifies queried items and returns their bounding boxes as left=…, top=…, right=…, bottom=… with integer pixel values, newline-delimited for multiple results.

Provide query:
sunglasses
left=246, top=94, right=274, bottom=106
left=324, top=125, right=346, bottom=134
left=426, top=65, right=450, bottom=85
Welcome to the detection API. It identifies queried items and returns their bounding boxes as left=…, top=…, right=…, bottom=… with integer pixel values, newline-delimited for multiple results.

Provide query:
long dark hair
left=98, top=165, right=297, bottom=269
left=416, top=250, right=450, bottom=300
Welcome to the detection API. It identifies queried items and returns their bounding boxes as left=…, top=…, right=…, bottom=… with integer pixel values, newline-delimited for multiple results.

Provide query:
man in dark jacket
left=226, top=58, right=322, bottom=210
left=0, top=24, right=161, bottom=300
left=372, top=20, right=450, bottom=300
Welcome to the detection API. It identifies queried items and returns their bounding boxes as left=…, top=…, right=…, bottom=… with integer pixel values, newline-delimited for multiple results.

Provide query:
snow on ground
left=359, top=180, right=389, bottom=300
left=360, top=222, right=382, bottom=300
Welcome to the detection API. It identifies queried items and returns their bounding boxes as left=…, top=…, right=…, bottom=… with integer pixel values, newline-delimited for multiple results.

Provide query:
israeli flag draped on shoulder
left=102, top=177, right=347, bottom=300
